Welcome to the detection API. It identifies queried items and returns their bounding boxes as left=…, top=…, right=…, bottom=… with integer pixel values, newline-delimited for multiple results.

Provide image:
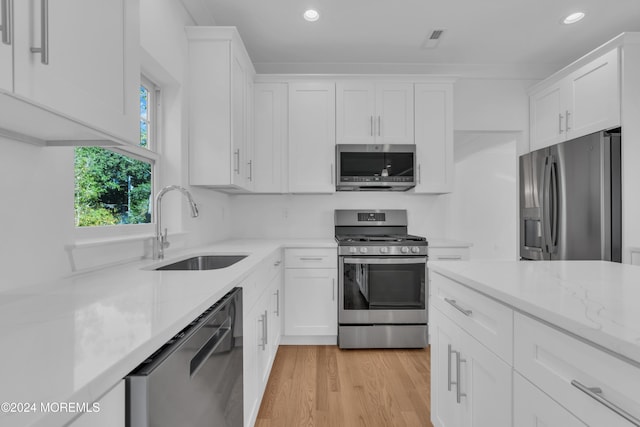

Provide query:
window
left=74, top=77, right=159, bottom=227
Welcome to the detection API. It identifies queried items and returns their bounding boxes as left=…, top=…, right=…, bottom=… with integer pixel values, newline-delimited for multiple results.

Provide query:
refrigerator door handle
left=542, top=155, right=553, bottom=255
left=549, top=158, right=559, bottom=253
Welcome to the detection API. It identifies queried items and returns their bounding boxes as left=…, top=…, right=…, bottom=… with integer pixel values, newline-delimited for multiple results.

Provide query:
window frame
left=73, top=75, right=161, bottom=240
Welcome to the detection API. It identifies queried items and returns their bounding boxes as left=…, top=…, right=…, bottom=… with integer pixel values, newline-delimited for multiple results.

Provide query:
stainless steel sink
left=154, top=255, right=247, bottom=271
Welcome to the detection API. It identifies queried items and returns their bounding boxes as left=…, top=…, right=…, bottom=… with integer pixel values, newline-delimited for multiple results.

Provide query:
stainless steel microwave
left=336, top=144, right=416, bottom=191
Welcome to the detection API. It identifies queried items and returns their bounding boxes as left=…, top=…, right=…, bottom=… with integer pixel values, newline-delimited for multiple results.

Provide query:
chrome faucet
left=154, top=185, right=199, bottom=260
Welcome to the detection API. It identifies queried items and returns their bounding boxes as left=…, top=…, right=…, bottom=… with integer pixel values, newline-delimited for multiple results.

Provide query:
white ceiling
left=184, top=0, right=640, bottom=78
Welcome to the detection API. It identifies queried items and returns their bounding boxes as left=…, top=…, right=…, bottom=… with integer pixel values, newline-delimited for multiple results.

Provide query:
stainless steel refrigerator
left=519, top=129, right=621, bottom=261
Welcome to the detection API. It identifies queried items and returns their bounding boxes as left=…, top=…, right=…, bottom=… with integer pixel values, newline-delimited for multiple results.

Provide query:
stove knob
left=411, top=247, right=420, bottom=254
left=349, top=247, right=357, bottom=254
left=360, top=247, right=369, bottom=254
left=380, top=247, right=389, bottom=254
left=401, top=246, right=409, bottom=254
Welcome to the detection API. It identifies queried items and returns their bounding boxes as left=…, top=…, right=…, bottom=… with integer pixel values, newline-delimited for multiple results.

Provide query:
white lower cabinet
left=283, top=248, right=337, bottom=341
left=431, top=270, right=640, bottom=427
left=430, top=307, right=511, bottom=427
left=514, top=372, right=587, bottom=427
left=243, top=249, right=283, bottom=427
left=67, top=381, right=124, bottom=427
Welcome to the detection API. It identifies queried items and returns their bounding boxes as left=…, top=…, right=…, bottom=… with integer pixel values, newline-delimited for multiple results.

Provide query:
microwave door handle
left=343, top=257, right=426, bottom=265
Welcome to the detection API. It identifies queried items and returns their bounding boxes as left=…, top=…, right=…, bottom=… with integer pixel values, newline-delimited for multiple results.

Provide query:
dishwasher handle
left=190, top=317, right=232, bottom=378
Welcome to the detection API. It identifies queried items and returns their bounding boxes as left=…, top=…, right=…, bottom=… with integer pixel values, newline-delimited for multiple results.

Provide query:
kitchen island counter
left=428, top=260, right=640, bottom=366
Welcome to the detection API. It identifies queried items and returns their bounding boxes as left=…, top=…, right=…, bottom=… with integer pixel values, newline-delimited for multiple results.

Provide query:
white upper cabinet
left=253, top=83, right=288, bottom=193
left=187, top=27, right=256, bottom=191
left=0, top=0, right=11, bottom=92
left=530, top=48, right=620, bottom=151
left=336, top=81, right=413, bottom=144
left=414, top=83, right=454, bottom=193
left=0, top=0, right=139, bottom=146
left=288, top=82, right=336, bottom=193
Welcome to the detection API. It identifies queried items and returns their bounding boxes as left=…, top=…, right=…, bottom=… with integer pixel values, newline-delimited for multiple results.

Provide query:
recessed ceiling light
left=563, top=12, right=585, bottom=24
left=303, top=9, right=320, bottom=22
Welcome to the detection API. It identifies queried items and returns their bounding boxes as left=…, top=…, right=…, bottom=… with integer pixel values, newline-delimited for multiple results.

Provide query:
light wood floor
left=256, top=345, right=433, bottom=427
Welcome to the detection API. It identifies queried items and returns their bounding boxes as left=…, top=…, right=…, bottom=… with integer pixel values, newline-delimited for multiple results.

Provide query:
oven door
left=339, top=256, right=427, bottom=324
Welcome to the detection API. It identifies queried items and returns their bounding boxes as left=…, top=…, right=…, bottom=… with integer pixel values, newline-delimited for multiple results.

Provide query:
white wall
left=0, top=0, right=231, bottom=291
left=230, top=193, right=447, bottom=240
left=442, top=133, right=519, bottom=260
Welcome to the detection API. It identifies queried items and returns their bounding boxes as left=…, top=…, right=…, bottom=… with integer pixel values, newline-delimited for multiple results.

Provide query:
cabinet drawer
left=430, top=272, right=513, bottom=363
left=514, top=313, right=640, bottom=427
left=285, top=248, right=337, bottom=269
left=514, top=372, right=586, bottom=427
left=428, top=247, right=470, bottom=261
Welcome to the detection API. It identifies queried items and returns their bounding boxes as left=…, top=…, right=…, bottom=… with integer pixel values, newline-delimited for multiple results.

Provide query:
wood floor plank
left=256, top=345, right=433, bottom=427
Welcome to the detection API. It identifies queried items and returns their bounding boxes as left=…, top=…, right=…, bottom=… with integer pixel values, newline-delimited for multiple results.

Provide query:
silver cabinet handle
left=30, top=0, right=49, bottom=65
left=377, top=116, right=381, bottom=136
left=258, top=313, right=266, bottom=350
left=274, top=289, right=280, bottom=316
left=370, top=116, right=373, bottom=136
left=456, top=351, right=467, bottom=403
left=437, top=256, right=463, bottom=260
left=565, top=110, right=571, bottom=132
left=332, top=278, right=335, bottom=301
left=300, top=257, right=323, bottom=261
left=263, top=309, right=268, bottom=347
left=447, top=344, right=454, bottom=391
left=571, top=380, right=640, bottom=426
left=444, top=298, right=472, bottom=316
left=558, top=113, right=564, bottom=134
left=233, top=149, right=240, bottom=174
left=0, top=0, right=12, bottom=45
left=247, top=160, right=253, bottom=181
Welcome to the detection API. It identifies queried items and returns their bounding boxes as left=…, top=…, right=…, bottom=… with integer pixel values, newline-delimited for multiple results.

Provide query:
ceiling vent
left=421, top=29, right=445, bottom=49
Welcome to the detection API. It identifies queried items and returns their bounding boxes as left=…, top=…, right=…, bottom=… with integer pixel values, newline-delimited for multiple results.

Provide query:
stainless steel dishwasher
left=126, top=288, right=243, bottom=427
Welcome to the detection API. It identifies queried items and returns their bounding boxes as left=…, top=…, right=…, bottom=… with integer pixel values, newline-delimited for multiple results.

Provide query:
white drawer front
left=514, top=313, right=640, bottom=427
left=285, top=248, right=337, bottom=269
left=430, top=272, right=513, bottom=363
left=428, top=247, right=470, bottom=261
left=514, top=372, right=587, bottom=427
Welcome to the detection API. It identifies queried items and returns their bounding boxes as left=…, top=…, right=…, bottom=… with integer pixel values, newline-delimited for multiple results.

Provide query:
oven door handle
left=343, top=257, right=427, bottom=265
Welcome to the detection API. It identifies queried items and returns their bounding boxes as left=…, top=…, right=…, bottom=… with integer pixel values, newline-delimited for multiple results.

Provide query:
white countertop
left=0, top=238, right=335, bottom=427
left=428, top=260, right=640, bottom=366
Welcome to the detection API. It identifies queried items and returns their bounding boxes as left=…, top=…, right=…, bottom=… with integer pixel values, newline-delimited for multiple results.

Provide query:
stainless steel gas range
left=335, top=209, right=428, bottom=349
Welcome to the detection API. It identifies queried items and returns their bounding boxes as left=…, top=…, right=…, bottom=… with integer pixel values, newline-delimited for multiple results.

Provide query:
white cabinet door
left=336, top=81, right=376, bottom=144
left=0, top=0, right=11, bottom=92
left=253, top=83, right=287, bottom=193
left=284, top=268, right=337, bottom=336
left=431, top=308, right=463, bottom=427
left=431, top=306, right=511, bottom=427
left=68, top=381, right=125, bottom=427
left=268, top=270, right=283, bottom=366
left=376, top=83, right=414, bottom=144
left=530, top=82, right=564, bottom=151
left=514, top=372, right=587, bottom=427
left=567, top=48, right=620, bottom=140
left=244, top=75, right=255, bottom=190
left=288, top=82, right=336, bottom=193
left=12, top=0, right=139, bottom=143
left=231, top=52, right=248, bottom=189
left=414, top=83, right=453, bottom=193
left=459, top=324, right=512, bottom=427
